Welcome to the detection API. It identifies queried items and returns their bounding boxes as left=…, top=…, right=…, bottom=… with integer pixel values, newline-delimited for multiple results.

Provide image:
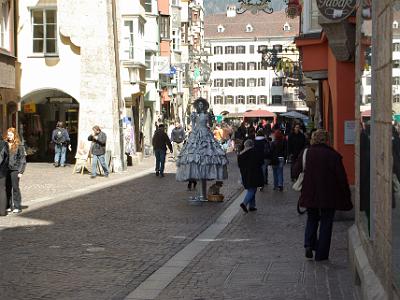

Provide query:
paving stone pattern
left=157, top=167, right=356, bottom=300
left=0, top=154, right=241, bottom=300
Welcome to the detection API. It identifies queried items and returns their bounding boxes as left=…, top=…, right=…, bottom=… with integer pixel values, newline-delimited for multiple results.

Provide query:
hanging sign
left=23, top=103, right=36, bottom=113
left=317, top=0, right=357, bottom=21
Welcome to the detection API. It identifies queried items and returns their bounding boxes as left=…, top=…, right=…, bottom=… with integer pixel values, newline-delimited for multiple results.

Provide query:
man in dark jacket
left=88, top=125, right=109, bottom=179
left=152, top=124, right=173, bottom=177
left=171, top=122, right=185, bottom=160
left=293, top=129, right=352, bottom=261
left=52, top=121, right=70, bottom=167
left=0, top=140, right=8, bottom=216
left=288, top=123, right=306, bottom=180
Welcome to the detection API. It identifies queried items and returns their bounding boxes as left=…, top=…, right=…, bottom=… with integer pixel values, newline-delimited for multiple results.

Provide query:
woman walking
left=293, top=129, right=352, bottom=261
left=5, top=128, right=26, bottom=214
left=270, top=130, right=286, bottom=191
left=238, top=139, right=264, bottom=212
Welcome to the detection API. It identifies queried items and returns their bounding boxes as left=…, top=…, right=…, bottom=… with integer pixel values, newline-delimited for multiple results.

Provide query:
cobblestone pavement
left=157, top=167, right=355, bottom=300
left=0, top=154, right=241, bottom=300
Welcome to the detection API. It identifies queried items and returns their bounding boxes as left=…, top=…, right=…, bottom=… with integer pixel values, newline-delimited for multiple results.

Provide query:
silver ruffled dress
left=176, top=112, right=228, bottom=181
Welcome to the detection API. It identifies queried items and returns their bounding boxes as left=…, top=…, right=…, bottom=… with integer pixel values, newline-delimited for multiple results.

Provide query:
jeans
left=155, top=149, right=167, bottom=174
left=91, top=154, right=109, bottom=177
left=304, top=208, right=336, bottom=260
left=6, top=170, right=21, bottom=210
left=242, top=187, right=257, bottom=209
left=173, top=142, right=183, bottom=159
left=54, top=144, right=67, bottom=166
left=262, top=159, right=270, bottom=184
left=272, top=157, right=284, bottom=188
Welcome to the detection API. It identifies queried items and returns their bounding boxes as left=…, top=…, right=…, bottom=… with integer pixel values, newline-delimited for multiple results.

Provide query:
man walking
left=152, top=124, right=173, bottom=177
left=170, top=122, right=185, bottom=160
left=88, top=125, right=109, bottom=179
left=52, top=121, right=70, bottom=167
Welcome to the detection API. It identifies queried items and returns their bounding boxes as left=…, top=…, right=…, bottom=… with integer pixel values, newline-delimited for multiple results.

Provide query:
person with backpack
left=52, top=121, right=70, bottom=167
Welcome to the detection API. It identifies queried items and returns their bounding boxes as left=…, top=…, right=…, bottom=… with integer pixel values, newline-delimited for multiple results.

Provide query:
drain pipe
left=111, top=0, right=127, bottom=171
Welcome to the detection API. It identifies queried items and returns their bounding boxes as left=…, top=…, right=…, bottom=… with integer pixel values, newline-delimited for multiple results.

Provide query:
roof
left=205, top=10, right=299, bottom=39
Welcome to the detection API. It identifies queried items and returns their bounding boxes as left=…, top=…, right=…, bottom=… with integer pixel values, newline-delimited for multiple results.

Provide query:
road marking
left=124, top=190, right=246, bottom=300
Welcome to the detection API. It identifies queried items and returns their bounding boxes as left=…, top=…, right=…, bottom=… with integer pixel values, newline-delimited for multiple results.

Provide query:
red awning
left=361, top=109, right=371, bottom=117
left=243, top=109, right=276, bottom=118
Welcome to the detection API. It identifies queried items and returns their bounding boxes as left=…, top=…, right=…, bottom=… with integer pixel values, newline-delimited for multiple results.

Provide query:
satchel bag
left=292, top=148, right=308, bottom=191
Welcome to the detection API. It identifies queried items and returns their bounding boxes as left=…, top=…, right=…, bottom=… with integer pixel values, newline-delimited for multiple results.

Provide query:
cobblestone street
left=0, top=154, right=355, bottom=300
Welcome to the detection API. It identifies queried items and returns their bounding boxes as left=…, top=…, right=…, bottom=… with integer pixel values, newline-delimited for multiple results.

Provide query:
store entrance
left=20, top=89, right=79, bottom=164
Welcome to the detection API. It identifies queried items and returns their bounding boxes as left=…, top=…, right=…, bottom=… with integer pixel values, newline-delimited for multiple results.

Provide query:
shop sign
left=317, top=0, right=357, bottom=21
left=23, top=103, right=36, bottom=113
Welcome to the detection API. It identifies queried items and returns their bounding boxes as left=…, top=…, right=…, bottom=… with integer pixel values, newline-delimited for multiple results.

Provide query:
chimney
left=226, top=5, right=237, bottom=18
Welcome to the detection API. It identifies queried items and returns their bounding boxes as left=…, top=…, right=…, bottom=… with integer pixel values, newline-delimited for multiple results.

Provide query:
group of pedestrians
left=237, top=120, right=353, bottom=262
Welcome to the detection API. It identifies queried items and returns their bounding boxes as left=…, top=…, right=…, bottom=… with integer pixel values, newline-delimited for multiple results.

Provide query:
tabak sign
left=317, top=0, right=357, bottom=21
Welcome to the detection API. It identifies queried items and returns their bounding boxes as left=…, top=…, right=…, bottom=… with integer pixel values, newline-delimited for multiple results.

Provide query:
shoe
left=156, top=171, right=159, bottom=176
left=12, top=209, right=21, bottom=214
left=104, top=174, right=109, bottom=178
left=315, top=256, right=329, bottom=261
left=240, top=203, right=248, bottom=213
left=305, top=247, right=313, bottom=259
left=249, top=207, right=257, bottom=212
left=90, top=175, right=96, bottom=179
left=160, top=173, right=165, bottom=177
left=60, top=164, right=65, bottom=167
left=259, top=187, right=264, bottom=191
left=6, top=208, right=11, bottom=212
left=278, top=186, right=283, bottom=192
left=54, top=163, right=59, bottom=167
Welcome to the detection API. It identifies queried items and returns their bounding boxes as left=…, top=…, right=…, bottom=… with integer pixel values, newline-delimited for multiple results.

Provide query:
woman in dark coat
left=293, top=129, right=352, bottom=261
left=0, top=138, right=8, bottom=216
left=238, top=139, right=264, bottom=212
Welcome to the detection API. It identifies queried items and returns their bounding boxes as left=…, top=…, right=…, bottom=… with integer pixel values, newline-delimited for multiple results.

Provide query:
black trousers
left=0, top=177, right=6, bottom=216
left=6, top=170, right=21, bottom=210
left=304, top=208, right=336, bottom=260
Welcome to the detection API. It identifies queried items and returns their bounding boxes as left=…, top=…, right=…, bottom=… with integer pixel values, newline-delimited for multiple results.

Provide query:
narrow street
left=0, top=154, right=354, bottom=300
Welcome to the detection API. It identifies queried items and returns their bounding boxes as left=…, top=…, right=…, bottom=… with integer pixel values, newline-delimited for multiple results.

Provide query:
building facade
left=205, top=7, right=305, bottom=117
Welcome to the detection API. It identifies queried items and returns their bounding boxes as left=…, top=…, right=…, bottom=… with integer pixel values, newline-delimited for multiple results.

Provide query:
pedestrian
left=254, top=129, right=271, bottom=190
left=88, top=125, right=109, bottom=179
left=5, top=128, right=26, bottom=214
left=270, top=130, right=286, bottom=191
left=52, top=121, right=70, bottom=167
left=288, top=123, right=306, bottom=181
left=234, top=122, right=247, bottom=153
left=152, top=124, right=173, bottom=177
left=293, top=129, right=352, bottom=261
left=238, top=139, right=264, bottom=213
left=213, top=124, right=223, bottom=143
left=171, top=122, right=185, bottom=160
left=0, top=135, right=8, bottom=216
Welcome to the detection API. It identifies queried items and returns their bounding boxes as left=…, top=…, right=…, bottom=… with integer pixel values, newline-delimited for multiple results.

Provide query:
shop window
left=236, top=62, right=246, bottom=70
left=225, top=62, right=235, bottom=71
left=236, top=78, right=245, bottom=87
left=214, top=62, right=223, bottom=71
left=214, top=46, right=223, bottom=55
left=225, top=95, right=234, bottom=105
left=236, top=46, right=246, bottom=54
left=32, top=9, right=57, bottom=54
left=214, top=79, right=223, bottom=87
left=214, top=96, right=223, bottom=105
left=236, top=95, right=245, bottom=104
left=247, top=95, right=256, bottom=104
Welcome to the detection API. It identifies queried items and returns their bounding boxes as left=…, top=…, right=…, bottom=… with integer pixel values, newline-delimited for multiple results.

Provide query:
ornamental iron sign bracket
left=236, top=0, right=273, bottom=14
left=316, top=0, right=357, bottom=22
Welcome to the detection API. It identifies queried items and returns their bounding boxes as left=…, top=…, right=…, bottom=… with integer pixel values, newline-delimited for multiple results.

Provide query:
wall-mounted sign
left=317, top=0, right=357, bottom=21
left=23, top=103, right=36, bottom=113
left=344, top=120, right=356, bottom=145
left=49, top=97, right=73, bottom=103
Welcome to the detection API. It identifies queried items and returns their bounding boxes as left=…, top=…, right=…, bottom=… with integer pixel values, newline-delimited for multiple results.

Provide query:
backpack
left=54, top=129, right=65, bottom=144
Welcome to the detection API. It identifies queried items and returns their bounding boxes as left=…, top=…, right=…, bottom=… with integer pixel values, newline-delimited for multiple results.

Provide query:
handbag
left=292, top=148, right=308, bottom=191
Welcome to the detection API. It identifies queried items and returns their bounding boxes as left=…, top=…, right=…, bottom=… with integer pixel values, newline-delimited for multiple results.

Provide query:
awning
left=243, top=109, right=276, bottom=118
left=280, top=111, right=309, bottom=120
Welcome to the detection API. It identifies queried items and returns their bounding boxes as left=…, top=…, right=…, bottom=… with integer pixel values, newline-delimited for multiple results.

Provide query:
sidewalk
left=156, top=167, right=355, bottom=300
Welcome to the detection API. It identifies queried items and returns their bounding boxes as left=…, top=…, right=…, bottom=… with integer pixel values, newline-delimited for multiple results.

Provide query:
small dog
left=208, top=181, right=223, bottom=195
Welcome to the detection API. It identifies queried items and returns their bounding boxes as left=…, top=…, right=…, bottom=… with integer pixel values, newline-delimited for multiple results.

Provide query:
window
left=310, top=0, right=321, bottom=31
left=214, top=96, right=223, bottom=105
left=236, top=62, right=246, bottom=70
left=225, top=78, right=234, bottom=87
left=123, top=20, right=135, bottom=59
left=225, top=62, right=235, bottom=71
left=172, top=29, right=180, bottom=51
left=236, top=95, right=245, bottom=104
left=145, top=53, right=152, bottom=79
left=394, top=76, right=400, bottom=85
left=394, top=94, right=400, bottom=103
left=32, top=9, right=57, bottom=54
left=258, top=95, right=268, bottom=104
left=366, top=77, right=372, bottom=86
left=181, top=23, right=188, bottom=44
left=394, top=43, right=400, bottom=52
left=273, top=44, right=283, bottom=53
left=249, top=45, right=254, bottom=54
left=394, top=21, right=399, bottom=29
left=236, top=78, right=245, bottom=87
left=0, top=1, right=9, bottom=50
left=272, top=95, right=282, bottom=104
left=160, top=16, right=170, bottom=39
left=247, top=95, right=256, bottom=104
left=214, top=46, right=223, bottom=54
left=246, top=24, right=253, bottom=32
left=247, top=62, right=257, bottom=70
left=225, top=46, right=235, bottom=54
left=145, top=0, right=152, bottom=13
left=365, top=95, right=372, bottom=104
left=214, top=63, right=223, bottom=71
left=283, top=22, right=291, bottom=31
left=217, top=25, right=225, bottom=33
left=247, top=78, right=257, bottom=87
left=394, top=60, right=400, bottom=68
left=258, top=62, right=268, bottom=70
left=258, top=45, right=268, bottom=52
left=236, top=46, right=246, bottom=54
left=225, top=95, right=234, bottom=104
left=172, top=0, right=180, bottom=5
left=258, top=78, right=266, bottom=86
left=272, top=78, right=283, bottom=86
left=214, top=79, right=223, bottom=87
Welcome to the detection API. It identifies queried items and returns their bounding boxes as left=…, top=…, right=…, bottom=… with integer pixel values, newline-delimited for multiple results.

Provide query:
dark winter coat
left=235, top=126, right=247, bottom=140
left=254, top=136, right=271, bottom=159
left=88, top=131, right=107, bottom=156
left=52, top=127, right=70, bottom=145
left=171, top=127, right=185, bottom=143
left=293, top=143, right=352, bottom=211
left=270, top=139, right=286, bottom=165
left=238, top=148, right=264, bottom=189
left=0, top=141, right=8, bottom=178
left=288, top=132, right=306, bottom=161
left=8, top=145, right=26, bottom=174
left=152, top=129, right=173, bottom=152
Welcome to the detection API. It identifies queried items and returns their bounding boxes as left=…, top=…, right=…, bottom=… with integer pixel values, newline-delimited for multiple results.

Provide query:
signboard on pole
left=317, top=0, right=357, bottom=21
